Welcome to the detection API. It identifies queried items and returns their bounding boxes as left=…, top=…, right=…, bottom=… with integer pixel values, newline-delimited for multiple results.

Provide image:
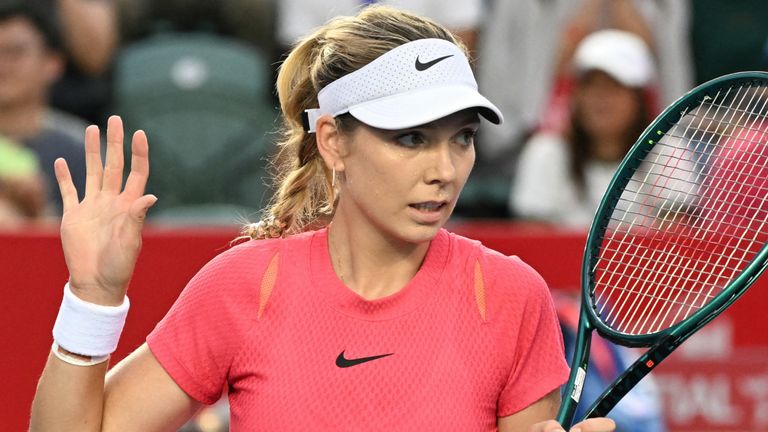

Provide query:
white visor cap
left=303, top=38, right=503, bottom=132
left=573, top=29, right=655, bottom=88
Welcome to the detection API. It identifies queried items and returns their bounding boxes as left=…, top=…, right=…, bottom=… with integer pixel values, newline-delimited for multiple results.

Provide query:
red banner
left=2, top=221, right=766, bottom=431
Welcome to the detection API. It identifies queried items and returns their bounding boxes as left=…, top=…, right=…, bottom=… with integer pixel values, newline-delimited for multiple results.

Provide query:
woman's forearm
left=30, top=350, right=109, bottom=432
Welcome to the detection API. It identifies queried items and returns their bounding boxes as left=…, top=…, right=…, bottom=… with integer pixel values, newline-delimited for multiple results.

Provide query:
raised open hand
left=54, top=115, right=157, bottom=306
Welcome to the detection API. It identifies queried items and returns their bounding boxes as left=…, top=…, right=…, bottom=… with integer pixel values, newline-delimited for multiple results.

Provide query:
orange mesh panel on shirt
left=474, top=259, right=486, bottom=321
left=258, top=253, right=279, bottom=319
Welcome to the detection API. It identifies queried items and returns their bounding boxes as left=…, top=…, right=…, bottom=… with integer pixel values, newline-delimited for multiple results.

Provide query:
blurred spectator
left=0, top=135, right=45, bottom=227
left=48, top=0, right=116, bottom=75
left=25, top=0, right=118, bottom=125
left=0, top=2, right=86, bottom=215
left=477, top=0, right=692, bottom=161
left=510, top=30, right=656, bottom=227
left=276, top=0, right=484, bottom=58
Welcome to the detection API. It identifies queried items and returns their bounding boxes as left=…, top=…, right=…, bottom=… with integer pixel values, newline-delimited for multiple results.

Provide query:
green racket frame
left=556, top=71, right=768, bottom=427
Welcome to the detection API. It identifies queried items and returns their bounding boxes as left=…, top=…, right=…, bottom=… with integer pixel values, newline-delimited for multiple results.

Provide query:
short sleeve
left=146, top=240, right=277, bottom=404
left=492, top=255, right=570, bottom=417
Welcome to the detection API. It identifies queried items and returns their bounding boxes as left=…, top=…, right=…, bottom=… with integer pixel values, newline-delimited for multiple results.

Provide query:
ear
left=315, top=115, right=346, bottom=173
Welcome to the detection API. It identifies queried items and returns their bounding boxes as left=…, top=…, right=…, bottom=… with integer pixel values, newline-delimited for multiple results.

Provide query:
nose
left=424, top=141, right=457, bottom=185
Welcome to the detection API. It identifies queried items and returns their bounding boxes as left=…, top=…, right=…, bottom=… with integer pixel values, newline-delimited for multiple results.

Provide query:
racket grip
left=556, top=311, right=593, bottom=428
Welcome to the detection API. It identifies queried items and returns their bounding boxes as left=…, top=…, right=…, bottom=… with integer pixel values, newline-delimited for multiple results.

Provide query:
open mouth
left=409, top=201, right=447, bottom=212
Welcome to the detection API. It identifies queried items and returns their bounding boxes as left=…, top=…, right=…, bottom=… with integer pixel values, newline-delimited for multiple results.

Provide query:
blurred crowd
left=0, top=0, right=767, bottom=231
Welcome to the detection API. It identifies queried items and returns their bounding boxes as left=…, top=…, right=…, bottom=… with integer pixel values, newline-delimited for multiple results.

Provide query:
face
left=574, top=70, right=641, bottom=142
left=332, top=110, right=479, bottom=245
left=0, top=17, right=61, bottom=108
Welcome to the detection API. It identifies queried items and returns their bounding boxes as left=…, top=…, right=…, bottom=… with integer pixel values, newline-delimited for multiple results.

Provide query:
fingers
left=123, top=130, right=150, bottom=198
left=75, top=115, right=150, bottom=205
left=82, top=116, right=149, bottom=199
left=83, top=124, right=103, bottom=197
left=54, top=158, right=78, bottom=212
left=102, top=115, right=125, bottom=194
left=570, top=417, right=616, bottom=432
left=528, top=418, right=615, bottom=432
left=528, top=420, right=567, bottom=432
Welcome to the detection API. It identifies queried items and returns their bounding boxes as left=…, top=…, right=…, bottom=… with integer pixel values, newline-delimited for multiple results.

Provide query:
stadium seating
left=113, top=31, right=278, bottom=224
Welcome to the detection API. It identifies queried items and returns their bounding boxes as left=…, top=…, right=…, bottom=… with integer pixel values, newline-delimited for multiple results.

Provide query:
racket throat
left=584, top=334, right=681, bottom=419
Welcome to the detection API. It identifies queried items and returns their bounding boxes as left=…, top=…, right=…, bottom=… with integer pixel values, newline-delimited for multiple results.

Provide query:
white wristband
left=52, top=283, right=130, bottom=357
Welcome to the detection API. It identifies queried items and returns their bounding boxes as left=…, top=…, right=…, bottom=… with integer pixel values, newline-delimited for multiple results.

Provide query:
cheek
left=344, top=152, right=404, bottom=203
left=460, top=149, right=476, bottom=179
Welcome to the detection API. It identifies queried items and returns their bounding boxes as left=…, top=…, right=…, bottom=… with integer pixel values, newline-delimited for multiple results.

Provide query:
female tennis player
left=30, top=6, right=615, bottom=431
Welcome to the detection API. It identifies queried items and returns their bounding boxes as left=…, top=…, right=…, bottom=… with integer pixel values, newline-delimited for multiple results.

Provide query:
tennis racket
left=556, top=71, right=768, bottom=427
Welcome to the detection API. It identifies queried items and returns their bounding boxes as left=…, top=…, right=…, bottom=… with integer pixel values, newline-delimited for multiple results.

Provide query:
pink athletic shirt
left=147, top=228, right=569, bottom=431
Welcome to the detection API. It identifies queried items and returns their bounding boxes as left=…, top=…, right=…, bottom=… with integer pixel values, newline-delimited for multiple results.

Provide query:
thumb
left=127, top=194, right=158, bottom=229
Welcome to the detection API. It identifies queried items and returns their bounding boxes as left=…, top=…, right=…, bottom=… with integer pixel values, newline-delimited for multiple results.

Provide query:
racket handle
left=556, top=311, right=593, bottom=428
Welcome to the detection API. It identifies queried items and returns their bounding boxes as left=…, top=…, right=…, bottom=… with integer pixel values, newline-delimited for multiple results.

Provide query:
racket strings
left=685, top=91, right=768, bottom=313
left=614, top=200, right=768, bottom=234
left=608, top=201, right=767, bottom=249
left=620, top=145, right=768, bottom=221
left=592, top=81, right=768, bottom=335
left=635, top=141, right=768, bottom=182
left=593, top=86, right=737, bottom=332
left=598, top=245, right=754, bottom=281
left=595, top=87, right=755, bottom=328
left=636, top=86, right=768, bottom=331
left=620, top=86, right=764, bottom=330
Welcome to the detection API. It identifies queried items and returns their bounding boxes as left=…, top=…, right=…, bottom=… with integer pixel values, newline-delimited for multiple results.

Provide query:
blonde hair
left=244, top=5, right=465, bottom=240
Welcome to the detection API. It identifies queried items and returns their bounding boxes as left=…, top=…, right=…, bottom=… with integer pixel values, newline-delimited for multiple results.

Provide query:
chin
left=397, top=222, right=444, bottom=245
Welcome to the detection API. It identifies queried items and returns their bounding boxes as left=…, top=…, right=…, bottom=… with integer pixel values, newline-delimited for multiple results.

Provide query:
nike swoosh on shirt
left=335, top=350, right=394, bottom=368
left=414, top=54, right=454, bottom=71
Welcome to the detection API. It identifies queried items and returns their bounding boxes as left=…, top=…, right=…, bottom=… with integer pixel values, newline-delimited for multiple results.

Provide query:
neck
left=0, top=104, right=45, bottom=141
left=327, top=219, right=430, bottom=301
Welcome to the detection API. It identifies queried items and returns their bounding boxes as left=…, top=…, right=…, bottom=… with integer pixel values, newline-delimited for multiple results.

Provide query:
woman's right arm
left=29, top=116, right=201, bottom=431
left=31, top=343, right=201, bottom=431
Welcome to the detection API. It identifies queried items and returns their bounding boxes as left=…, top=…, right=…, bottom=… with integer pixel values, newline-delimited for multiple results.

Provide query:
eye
left=455, top=129, right=477, bottom=147
left=395, top=132, right=427, bottom=148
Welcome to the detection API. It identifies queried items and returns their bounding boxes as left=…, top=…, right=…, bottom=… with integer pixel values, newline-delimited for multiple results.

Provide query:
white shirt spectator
left=477, top=0, right=693, bottom=159
left=511, top=132, right=617, bottom=227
